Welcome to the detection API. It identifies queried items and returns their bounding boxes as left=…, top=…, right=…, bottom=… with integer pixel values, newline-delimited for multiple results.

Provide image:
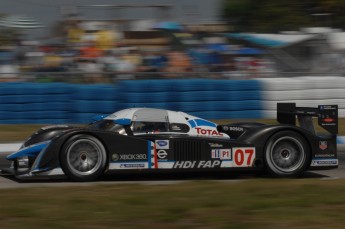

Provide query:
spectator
left=76, top=58, right=105, bottom=83
left=0, top=63, right=19, bottom=82
left=115, top=53, right=136, bottom=80
left=79, top=41, right=102, bottom=59
left=122, top=47, right=142, bottom=70
left=140, top=50, right=168, bottom=76
left=164, top=50, right=192, bottom=77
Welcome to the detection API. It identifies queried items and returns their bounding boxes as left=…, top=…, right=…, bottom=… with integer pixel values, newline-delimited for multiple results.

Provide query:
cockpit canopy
left=89, top=108, right=229, bottom=139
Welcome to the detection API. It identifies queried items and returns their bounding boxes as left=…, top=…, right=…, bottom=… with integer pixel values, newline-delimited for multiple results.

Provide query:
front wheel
left=60, top=135, right=107, bottom=181
left=264, top=131, right=310, bottom=177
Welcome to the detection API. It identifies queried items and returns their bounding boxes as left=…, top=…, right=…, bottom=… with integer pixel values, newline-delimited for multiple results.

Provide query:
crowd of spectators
left=0, top=35, right=277, bottom=83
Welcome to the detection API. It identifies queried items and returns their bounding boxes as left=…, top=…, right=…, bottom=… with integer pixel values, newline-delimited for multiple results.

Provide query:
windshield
left=88, top=119, right=190, bottom=135
left=88, top=120, right=126, bottom=134
left=132, top=121, right=169, bottom=134
left=132, top=121, right=190, bottom=134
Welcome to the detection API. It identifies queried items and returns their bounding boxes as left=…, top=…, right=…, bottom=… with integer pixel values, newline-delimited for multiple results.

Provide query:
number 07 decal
left=233, top=147, right=256, bottom=167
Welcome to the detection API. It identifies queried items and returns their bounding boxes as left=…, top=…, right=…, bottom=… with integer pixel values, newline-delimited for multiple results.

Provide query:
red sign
left=323, top=118, right=334, bottom=123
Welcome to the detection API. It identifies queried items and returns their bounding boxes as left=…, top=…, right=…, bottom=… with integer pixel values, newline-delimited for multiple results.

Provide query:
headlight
left=17, top=156, right=29, bottom=169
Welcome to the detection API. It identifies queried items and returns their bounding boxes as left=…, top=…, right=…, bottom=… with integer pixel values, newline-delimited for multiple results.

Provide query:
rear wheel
left=264, top=131, right=310, bottom=177
left=60, top=135, right=107, bottom=181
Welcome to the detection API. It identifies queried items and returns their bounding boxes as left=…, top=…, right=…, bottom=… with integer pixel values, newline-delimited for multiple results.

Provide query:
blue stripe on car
left=188, top=120, right=196, bottom=128
left=30, top=141, right=52, bottom=172
left=189, top=119, right=217, bottom=128
left=6, top=141, right=50, bottom=160
left=147, top=141, right=151, bottom=169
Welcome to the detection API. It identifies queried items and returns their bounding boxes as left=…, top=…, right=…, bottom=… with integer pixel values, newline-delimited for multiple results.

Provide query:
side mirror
left=114, top=118, right=132, bottom=126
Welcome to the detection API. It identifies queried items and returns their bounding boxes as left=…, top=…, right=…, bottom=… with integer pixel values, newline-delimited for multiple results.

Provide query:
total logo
left=195, top=127, right=223, bottom=136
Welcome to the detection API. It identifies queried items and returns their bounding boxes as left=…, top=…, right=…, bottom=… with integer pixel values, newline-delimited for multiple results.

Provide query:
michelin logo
left=120, top=164, right=145, bottom=168
left=311, top=159, right=338, bottom=167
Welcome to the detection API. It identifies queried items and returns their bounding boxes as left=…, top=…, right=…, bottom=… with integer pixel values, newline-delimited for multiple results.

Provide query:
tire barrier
left=119, top=79, right=262, bottom=120
left=0, top=77, right=344, bottom=124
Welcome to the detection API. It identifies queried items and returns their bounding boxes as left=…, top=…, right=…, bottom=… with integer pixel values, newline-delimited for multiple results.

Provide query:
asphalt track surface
left=0, top=149, right=344, bottom=189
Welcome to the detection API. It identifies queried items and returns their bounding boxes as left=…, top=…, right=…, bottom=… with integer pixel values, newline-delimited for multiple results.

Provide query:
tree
left=222, top=0, right=257, bottom=31
left=222, top=0, right=345, bottom=32
left=312, top=0, right=345, bottom=28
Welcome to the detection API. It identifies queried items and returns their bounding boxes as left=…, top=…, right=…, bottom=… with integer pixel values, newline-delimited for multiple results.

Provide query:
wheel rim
left=66, top=139, right=104, bottom=176
left=269, top=136, right=306, bottom=173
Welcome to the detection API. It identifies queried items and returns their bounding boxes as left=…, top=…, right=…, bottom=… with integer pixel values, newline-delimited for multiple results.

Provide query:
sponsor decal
left=111, top=153, right=120, bottom=161
left=211, top=149, right=232, bottom=160
left=323, top=118, right=334, bottom=123
left=311, top=159, right=338, bottom=166
left=221, top=126, right=244, bottom=132
left=157, top=149, right=168, bottom=160
left=208, top=143, right=223, bottom=148
left=109, top=162, right=149, bottom=170
left=232, top=147, right=256, bottom=167
left=227, top=126, right=244, bottom=132
left=229, top=126, right=244, bottom=131
left=120, top=163, right=145, bottom=168
left=173, top=160, right=221, bottom=169
left=120, top=154, right=147, bottom=161
left=321, top=123, right=336, bottom=127
left=315, top=154, right=336, bottom=158
left=195, top=127, right=223, bottom=136
left=156, top=140, right=169, bottom=149
left=320, top=105, right=336, bottom=110
left=319, top=141, right=328, bottom=150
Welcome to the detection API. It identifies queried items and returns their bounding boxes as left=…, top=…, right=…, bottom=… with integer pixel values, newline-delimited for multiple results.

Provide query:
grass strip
left=0, top=179, right=345, bottom=228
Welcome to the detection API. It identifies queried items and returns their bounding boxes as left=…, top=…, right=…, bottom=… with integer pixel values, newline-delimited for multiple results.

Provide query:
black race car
left=3, top=103, right=338, bottom=181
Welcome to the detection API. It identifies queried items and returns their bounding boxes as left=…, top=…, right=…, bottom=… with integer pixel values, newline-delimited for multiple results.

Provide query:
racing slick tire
left=60, top=134, right=107, bottom=181
left=264, top=131, right=310, bottom=177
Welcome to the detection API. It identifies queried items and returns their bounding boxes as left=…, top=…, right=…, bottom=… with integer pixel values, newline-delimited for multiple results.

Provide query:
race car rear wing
left=277, top=103, right=338, bottom=135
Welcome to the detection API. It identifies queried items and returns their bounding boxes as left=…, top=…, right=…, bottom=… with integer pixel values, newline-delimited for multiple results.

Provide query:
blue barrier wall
left=0, top=79, right=263, bottom=124
left=119, top=79, right=262, bottom=120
